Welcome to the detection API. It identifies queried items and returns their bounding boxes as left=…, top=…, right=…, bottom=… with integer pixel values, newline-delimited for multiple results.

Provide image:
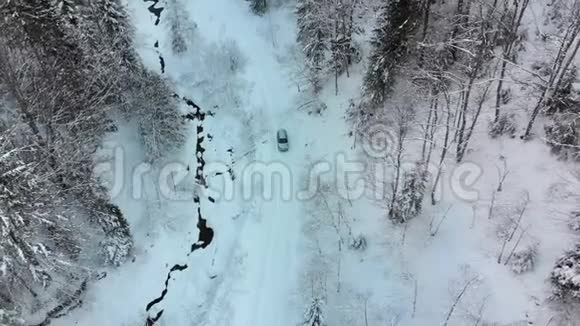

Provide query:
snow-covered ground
left=52, top=0, right=580, bottom=325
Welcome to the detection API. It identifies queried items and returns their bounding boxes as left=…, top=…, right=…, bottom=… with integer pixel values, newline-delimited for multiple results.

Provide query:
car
left=276, top=129, right=289, bottom=152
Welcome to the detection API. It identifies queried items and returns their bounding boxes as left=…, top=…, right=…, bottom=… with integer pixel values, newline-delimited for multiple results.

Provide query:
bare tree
left=443, top=276, right=480, bottom=326
left=497, top=191, right=529, bottom=263
left=388, top=104, right=415, bottom=221
left=494, top=0, right=530, bottom=122
left=431, top=88, right=454, bottom=205
left=524, top=0, right=580, bottom=139
left=455, top=6, right=496, bottom=162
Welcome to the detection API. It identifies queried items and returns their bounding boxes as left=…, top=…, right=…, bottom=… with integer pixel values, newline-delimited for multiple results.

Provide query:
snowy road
left=232, top=121, right=304, bottom=326
left=185, top=1, right=305, bottom=324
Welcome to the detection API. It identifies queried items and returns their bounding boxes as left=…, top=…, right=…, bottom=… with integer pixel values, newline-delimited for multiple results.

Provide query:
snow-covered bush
left=349, top=234, right=367, bottom=251
left=349, top=40, right=363, bottom=65
left=489, top=113, right=517, bottom=138
left=0, top=308, right=24, bottom=326
left=544, top=113, right=580, bottom=160
left=569, top=211, right=580, bottom=232
left=543, top=67, right=580, bottom=160
left=544, top=67, right=578, bottom=116
left=300, top=100, right=327, bottom=116
left=509, top=245, right=537, bottom=274
left=500, top=88, right=512, bottom=105
left=551, top=244, right=580, bottom=299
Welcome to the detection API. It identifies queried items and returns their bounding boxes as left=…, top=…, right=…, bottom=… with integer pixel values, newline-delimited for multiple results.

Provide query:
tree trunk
left=459, top=80, right=492, bottom=160
left=421, top=95, right=435, bottom=161
left=523, top=21, right=580, bottom=139
left=425, top=95, right=439, bottom=167
left=494, top=59, right=508, bottom=121
left=418, top=0, right=432, bottom=67
left=456, top=78, right=473, bottom=162
left=494, top=0, right=529, bottom=122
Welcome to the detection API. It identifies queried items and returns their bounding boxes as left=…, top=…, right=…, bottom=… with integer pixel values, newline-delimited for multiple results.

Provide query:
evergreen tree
left=90, top=0, right=137, bottom=66
left=249, top=0, right=268, bottom=15
left=390, top=164, right=427, bottom=223
left=167, top=0, right=197, bottom=54
left=302, top=297, right=326, bottom=326
left=56, top=0, right=81, bottom=24
left=297, top=0, right=330, bottom=93
left=363, top=0, right=417, bottom=107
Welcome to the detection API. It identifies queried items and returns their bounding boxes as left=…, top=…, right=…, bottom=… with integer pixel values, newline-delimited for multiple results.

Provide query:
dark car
left=277, top=129, right=289, bottom=152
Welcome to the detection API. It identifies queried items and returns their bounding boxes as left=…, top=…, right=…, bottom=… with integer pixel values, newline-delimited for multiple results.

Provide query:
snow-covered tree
left=524, top=1, right=580, bottom=139
left=302, top=297, right=326, bottom=326
left=493, top=0, right=530, bottom=122
left=249, top=0, right=268, bottom=15
left=545, top=67, right=579, bottom=116
left=56, top=0, right=81, bottom=25
left=91, top=0, right=132, bottom=41
left=552, top=244, right=580, bottom=299
left=453, top=5, right=496, bottom=163
left=390, top=163, right=428, bottom=223
left=0, top=308, right=24, bottom=326
left=296, top=0, right=361, bottom=94
left=542, top=67, right=580, bottom=160
left=297, top=0, right=331, bottom=93
left=363, top=0, right=418, bottom=107
left=0, top=125, right=95, bottom=318
left=329, top=0, right=361, bottom=94
left=166, top=0, right=198, bottom=54
left=89, top=0, right=138, bottom=68
left=545, top=112, right=580, bottom=160
left=128, top=69, right=187, bottom=161
left=0, top=0, right=160, bottom=319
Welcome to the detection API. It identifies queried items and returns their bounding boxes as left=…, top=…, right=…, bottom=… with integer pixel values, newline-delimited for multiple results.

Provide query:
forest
left=2, top=0, right=580, bottom=325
